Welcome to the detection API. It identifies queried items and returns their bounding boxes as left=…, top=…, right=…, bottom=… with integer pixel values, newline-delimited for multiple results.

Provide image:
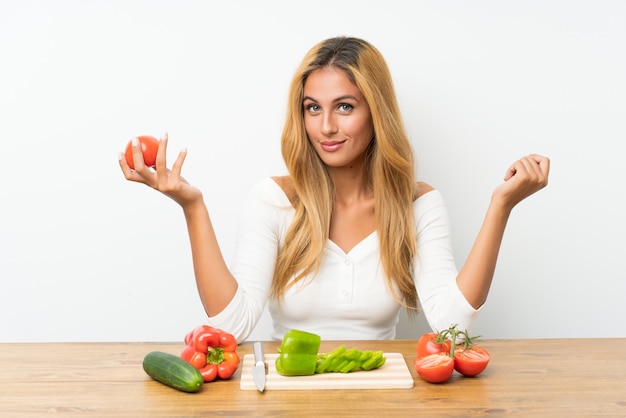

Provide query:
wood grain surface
left=1, top=339, right=625, bottom=417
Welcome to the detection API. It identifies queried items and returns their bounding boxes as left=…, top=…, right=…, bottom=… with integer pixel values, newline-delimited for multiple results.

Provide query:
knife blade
left=252, top=341, right=266, bottom=392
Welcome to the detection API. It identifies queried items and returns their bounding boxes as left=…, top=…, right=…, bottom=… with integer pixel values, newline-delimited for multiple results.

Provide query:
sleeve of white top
left=206, top=178, right=286, bottom=343
left=413, top=190, right=481, bottom=334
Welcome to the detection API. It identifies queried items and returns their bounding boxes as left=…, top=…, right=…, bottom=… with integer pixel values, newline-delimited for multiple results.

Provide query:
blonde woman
left=119, top=37, right=550, bottom=342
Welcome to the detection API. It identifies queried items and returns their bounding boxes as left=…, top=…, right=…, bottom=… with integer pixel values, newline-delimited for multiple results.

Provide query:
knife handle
left=253, top=342, right=264, bottom=364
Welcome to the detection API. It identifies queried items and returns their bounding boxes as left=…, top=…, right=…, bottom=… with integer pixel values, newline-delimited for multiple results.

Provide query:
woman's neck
left=328, top=166, right=372, bottom=205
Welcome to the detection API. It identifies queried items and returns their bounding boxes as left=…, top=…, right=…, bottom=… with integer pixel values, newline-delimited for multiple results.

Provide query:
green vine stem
left=435, top=324, right=482, bottom=357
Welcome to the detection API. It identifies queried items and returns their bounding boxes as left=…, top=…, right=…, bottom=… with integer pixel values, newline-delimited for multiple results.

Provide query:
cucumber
left=142, top=351, right=204, bottom=393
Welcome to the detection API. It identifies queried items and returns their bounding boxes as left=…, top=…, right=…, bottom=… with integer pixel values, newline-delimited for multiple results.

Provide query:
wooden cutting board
left=239, top=352, right=414, bottom=390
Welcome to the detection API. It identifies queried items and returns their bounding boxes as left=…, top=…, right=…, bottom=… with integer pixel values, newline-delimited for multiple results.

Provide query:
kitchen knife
left=252, top=341, right=266, bottom=392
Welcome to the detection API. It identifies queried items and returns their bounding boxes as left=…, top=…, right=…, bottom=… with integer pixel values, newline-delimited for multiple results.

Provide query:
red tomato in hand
left=416, top=333, right=452, bottom=358
left=124, top=135, right=159, bottom=169
left=414, top=353, right=454, bottom=383
left=453, top=345, right=490, bottom=377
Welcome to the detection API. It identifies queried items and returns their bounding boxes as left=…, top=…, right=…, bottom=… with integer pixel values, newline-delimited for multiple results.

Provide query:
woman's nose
left=320, top=113, right=338, bottom=136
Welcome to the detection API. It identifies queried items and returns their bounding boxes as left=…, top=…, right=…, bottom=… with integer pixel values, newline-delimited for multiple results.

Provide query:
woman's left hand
left=492, top=154, right=550, bottom=211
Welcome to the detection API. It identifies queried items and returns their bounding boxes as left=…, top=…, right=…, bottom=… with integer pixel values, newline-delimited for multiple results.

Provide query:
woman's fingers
left=517, top=154, right=550, bottom=190
left=129, top=136, right=150, bottom=172
left=170, top=147, right=188, bottom=181
left=155, top=132, right=169, bottom=175
left=529, top=154, right=551, bottom=182
left=118, top=133, right=201, bottom=206
left=152, top=132, right=189, bottom=191
left=504, top=154, right=550, bottom=186
left=118, top=147, right=148, bottom=184
left=495, top=154, right=550, bottom=209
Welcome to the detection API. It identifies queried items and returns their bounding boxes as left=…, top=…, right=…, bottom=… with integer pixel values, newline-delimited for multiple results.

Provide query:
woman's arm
left=181, top=199, right=238, bottom=316
left=119, top=133, right=238, bottom=316
left=456, top=154, right=550, bottom=308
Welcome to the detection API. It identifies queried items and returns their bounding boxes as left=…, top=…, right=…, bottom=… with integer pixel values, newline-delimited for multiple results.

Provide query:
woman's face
left=303, top=67, right=374, bottom=170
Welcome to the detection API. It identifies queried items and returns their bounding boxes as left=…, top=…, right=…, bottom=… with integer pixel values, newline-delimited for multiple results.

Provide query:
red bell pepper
left=180, top=325, right=240, bottom=382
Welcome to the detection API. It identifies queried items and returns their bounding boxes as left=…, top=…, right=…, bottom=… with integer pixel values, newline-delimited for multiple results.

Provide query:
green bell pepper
left=275, top=329, right=387, bottom=376
left=315, top=345, right=386, bottom=373
left=275, top=329, right=321, bottom=376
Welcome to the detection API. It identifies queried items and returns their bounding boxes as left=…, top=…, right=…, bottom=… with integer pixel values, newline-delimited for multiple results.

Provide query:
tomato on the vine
left=415, top=324, right=491, bottom=384
left=416, top=333, right=451, bottom=358
left=124, top=135, right=159, bottom=169
left=453, top=345, right=490, bottom=377
left=414, top=353, right=454, bottom=383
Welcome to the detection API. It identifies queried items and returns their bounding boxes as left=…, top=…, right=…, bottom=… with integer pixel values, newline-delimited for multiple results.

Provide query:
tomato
left=453, top=345, right=490, bottom=377
left=414, top=353, right=454, bottom=383
left=124, top=135, right=159, bottom=169
left=416, top=333, right=452, bottom=358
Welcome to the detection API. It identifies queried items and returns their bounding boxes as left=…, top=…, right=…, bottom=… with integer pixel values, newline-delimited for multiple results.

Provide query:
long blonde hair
left=273, top=37, right=419, bottom=314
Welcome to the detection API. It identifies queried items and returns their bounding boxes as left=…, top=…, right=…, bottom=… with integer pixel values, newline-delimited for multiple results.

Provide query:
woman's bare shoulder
left=271, top=176, right=298, bottom=204
left=415, top=181, right=435, bottom=200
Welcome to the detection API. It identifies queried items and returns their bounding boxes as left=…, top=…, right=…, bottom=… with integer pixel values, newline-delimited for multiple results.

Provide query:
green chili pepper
left=275, top=329, right=387, bottom=376
left=275, top=329, right=321, bottom=376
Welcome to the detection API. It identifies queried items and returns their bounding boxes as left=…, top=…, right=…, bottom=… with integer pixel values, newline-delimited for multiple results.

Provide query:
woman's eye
left=305, top=104, right=320, bottom=113
left=338, top=103, right=353, bottom=112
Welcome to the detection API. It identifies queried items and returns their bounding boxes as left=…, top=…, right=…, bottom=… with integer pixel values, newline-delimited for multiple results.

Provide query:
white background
left=1, top=0, right=624, bottom=342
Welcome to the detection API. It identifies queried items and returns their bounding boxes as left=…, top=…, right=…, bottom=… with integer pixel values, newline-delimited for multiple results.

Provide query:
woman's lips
left=320, top=140, right=346, bottom=152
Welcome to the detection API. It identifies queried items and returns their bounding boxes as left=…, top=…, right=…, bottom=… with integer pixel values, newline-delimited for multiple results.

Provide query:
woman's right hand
left=118, top=132, right=203, bottom=207
left=491, top=154, right=550, bottom=213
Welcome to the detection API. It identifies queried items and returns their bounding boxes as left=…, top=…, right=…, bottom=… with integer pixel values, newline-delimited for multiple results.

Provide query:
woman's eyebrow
left=302, top=94, right=361, bottom=103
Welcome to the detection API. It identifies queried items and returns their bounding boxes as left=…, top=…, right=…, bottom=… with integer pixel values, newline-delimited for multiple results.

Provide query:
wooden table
left=1, top=339, right=625, bottom=416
